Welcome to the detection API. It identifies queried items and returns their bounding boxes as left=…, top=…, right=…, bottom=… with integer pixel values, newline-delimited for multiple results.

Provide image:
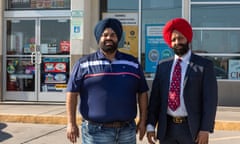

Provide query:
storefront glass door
left=39, top=19, right=70, bottom=101
left=4, top=18, right=70, bottom=102
left=4, top=19, right=37, bottom=101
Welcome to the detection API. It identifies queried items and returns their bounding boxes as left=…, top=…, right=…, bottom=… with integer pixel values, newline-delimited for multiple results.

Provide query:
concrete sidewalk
left=0, top=102, right=240, bottom=131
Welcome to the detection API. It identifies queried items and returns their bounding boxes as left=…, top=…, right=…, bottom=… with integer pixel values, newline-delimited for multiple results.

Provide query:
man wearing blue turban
left=66, top=18, right=149, bottom=144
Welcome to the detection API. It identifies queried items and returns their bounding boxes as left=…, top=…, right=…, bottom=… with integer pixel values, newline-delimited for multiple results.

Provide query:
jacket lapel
left=183, top=54, right=196, bottom=88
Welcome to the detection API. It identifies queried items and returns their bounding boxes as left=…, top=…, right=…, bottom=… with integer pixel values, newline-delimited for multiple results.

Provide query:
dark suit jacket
left=147, top=53, right=218, bottom=141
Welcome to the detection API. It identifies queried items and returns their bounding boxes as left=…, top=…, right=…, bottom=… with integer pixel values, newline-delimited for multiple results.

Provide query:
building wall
left=218, top=81, right=240, bottom=106
left=70, top=0, right=99, bottom=67
left=1, top=1, right=240, bottom=106
left=0, top=1, right=3, bottom=100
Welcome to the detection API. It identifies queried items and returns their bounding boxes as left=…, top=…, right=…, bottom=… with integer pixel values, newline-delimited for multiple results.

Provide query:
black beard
left=173, top=43, right=190, bottom=56
left=101, top=40, right=118, bottom=53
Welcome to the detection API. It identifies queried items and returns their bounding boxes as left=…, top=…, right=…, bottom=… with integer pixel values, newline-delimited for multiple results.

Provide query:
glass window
left=107, top=0, right=138, bottom=12
left=142, top=0, right=182, bottom=75
left=191, top=1, right=240, bottom=80
left=40, top=19, right=70, bottom=55
left=192, top=0, right=240, bottom=1
left=7, top=57, right=35, bottom=91
left=6, top=0, right=70, bottom=10
left=6, top=20, right=35, bottom=55
left=192, top=30, right=240, bottom=53
left=191, top=5, right=240, bottom=27
left=142, top=0, right=182, bottom=25
left=201, top=55, right=240, bottom=80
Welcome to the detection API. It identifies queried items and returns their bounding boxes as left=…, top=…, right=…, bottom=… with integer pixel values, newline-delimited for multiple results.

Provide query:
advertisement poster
left=102, top=13, right=139, bottom=57
left=42, top=57, right=69, bottom=92
left=228, top=59, right=240, bottom=79
left=44, top=62, right=66, bottom=72
left=145, top=24, right=173, bottom=73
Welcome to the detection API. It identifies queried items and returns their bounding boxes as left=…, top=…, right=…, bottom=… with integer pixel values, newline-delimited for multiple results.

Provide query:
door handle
left=37, top=51, right=42, bottom=65
left=31, top=45, right=42, bottom=65
left=31, top=52, right=36, bottom=64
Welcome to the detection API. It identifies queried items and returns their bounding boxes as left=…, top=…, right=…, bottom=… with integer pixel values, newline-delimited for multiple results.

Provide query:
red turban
left=162, top=18, right=193, bottom=48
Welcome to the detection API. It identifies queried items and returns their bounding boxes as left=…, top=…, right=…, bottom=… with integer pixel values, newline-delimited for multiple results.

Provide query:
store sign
left=8, top=0, right=70, bottom=9
left=71, top=10, right=84, bottom=40
left=71, top=10, right=84, bottom=17
left=145, top=24, right=173, bottom=73
left=228, top=59, right=240, bottom=79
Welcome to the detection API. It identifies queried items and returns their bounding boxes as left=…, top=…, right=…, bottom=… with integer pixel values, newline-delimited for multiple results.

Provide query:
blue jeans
left=81, top=120, right=136, bottom=144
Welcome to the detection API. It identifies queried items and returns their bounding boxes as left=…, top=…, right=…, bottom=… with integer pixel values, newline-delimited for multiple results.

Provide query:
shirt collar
left=174, top=49, right=191, bottom=63
left=96, top=49, right=122, bottom=60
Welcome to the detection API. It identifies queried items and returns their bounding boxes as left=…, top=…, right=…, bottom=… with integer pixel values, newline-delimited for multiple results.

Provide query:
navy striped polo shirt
left=66, top=50, right=149, bottom=123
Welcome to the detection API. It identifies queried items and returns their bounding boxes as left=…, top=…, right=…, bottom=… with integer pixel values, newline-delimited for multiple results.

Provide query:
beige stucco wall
left=70, top=0, right=99, bottom=66
left=0, top=1, right=4, bottom=100
left=0, top=1, right=3, bottom=54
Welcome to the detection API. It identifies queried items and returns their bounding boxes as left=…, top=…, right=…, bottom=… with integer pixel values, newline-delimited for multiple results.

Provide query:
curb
left=0, top=114, right=72, bottom=125
left=215, top=120, right=240, bottom=131
left=0, top=114, right=240, bottom=131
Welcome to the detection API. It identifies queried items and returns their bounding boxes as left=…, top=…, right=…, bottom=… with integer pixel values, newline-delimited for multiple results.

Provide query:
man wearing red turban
left=147, top=18, right=218, bottom=144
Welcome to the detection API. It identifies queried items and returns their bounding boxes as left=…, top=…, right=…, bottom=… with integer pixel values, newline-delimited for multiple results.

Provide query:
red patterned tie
left=168, top=59, right=182, bottom=111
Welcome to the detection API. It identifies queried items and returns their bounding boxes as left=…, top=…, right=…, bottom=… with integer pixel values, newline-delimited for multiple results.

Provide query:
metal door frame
left=3, top=11, right=71, bottom=102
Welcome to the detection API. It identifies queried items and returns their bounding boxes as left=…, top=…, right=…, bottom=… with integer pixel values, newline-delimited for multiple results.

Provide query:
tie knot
left=177, top=58, right=182, bottom=63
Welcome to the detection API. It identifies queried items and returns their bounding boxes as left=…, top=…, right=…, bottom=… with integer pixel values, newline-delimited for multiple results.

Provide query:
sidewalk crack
left=20, top=126, right=66, bottom=144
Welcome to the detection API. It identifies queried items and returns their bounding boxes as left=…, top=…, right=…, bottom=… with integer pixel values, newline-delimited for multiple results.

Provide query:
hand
left=195, top=131, right=209, bottom=144
left=136, top=120, right=146, bottom=140
left=147, top=131, right=157, bottom=144
left=66, top=123, right=79, bottom=143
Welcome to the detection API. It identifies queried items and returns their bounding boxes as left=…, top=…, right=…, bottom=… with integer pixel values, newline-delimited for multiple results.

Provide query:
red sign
left=60, top=41, right=70, bottom=53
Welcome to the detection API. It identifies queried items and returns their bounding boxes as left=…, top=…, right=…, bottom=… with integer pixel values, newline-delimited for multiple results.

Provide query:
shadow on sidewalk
left=0, top=123, right=13, bottom=142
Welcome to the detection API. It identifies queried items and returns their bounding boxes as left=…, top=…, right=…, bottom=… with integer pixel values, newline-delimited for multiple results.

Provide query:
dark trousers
left=160, top=116, right=196, bottom=144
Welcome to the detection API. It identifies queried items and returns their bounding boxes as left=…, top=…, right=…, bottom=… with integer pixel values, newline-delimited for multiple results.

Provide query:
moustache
left=104, top=40, right=114, bottom=44
left=173, top=43, right=189, bottom=56
left=173, top=43, right=186, bottom=49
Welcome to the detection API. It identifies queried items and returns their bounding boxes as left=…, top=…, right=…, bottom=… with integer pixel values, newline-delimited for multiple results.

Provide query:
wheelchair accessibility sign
left=71, top=19, right=83, bottom=39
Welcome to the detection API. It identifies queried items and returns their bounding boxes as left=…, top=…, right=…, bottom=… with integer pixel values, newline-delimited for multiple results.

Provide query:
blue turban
left=94, top=18, right=123, bottom=43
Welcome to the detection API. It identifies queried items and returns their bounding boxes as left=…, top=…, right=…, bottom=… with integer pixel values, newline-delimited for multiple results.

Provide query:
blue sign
left=145, top=24, right=173, bottom=73
left=74, top=26, right=80, bottom=33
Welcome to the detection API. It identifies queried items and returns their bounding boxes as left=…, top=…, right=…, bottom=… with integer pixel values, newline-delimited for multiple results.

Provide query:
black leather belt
left=83, top=119, right=131, bottom=128
left=167, top=115, right=188, bottom=124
